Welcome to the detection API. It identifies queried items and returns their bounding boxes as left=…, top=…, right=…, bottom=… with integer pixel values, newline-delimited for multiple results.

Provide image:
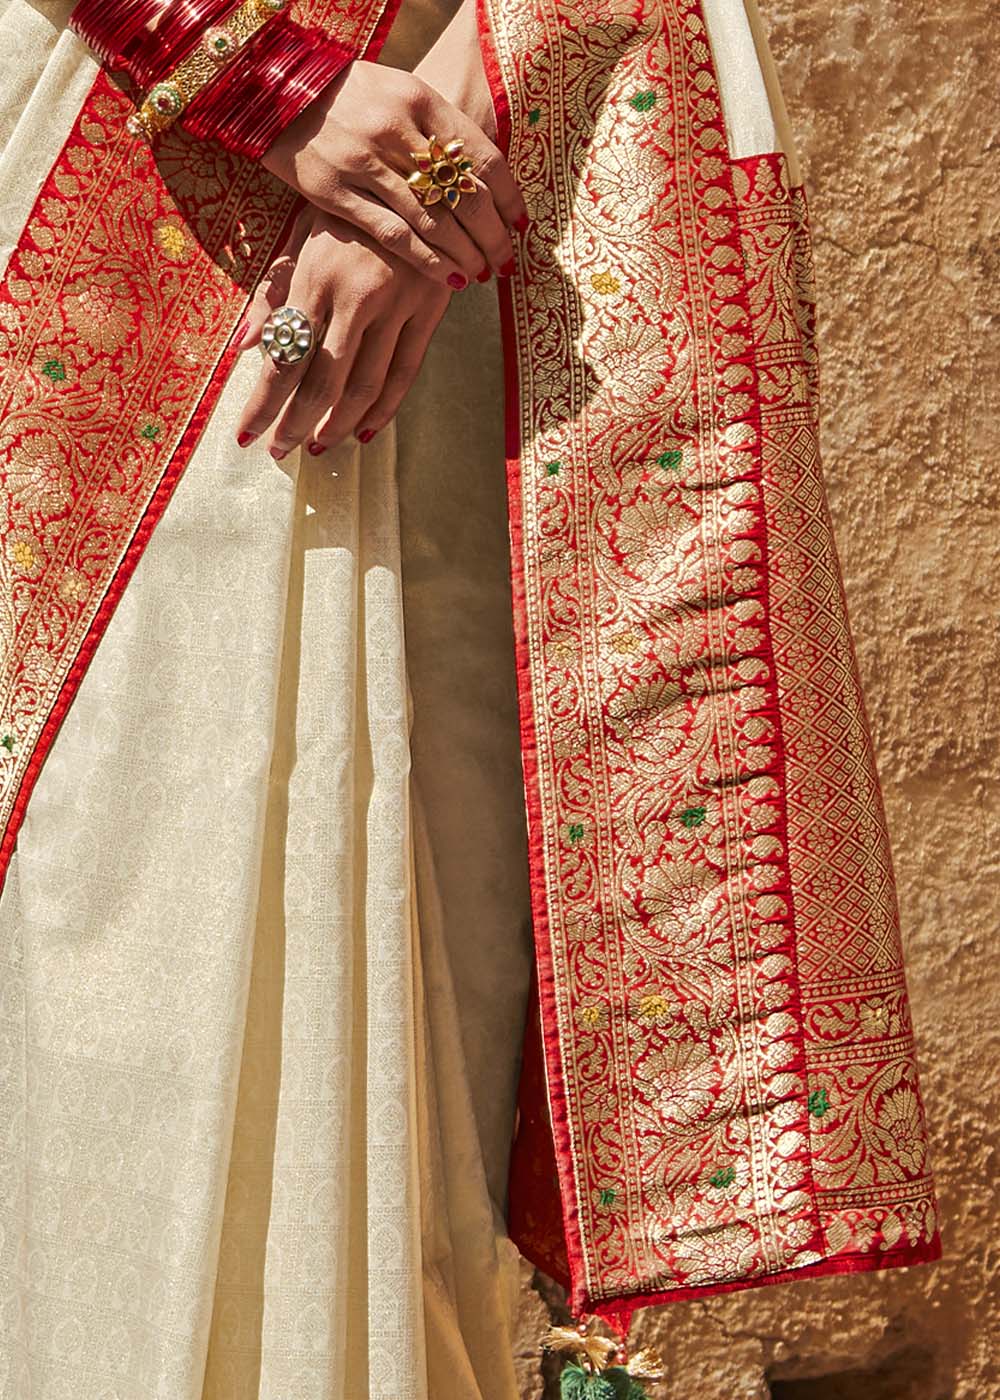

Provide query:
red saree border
left=484, top=0, right=942, bottom=1316
left=0, top=288, right=286, bottom=884
left=0, top=0, right=402, bottom=893
left=0, top=0, right=943, bottom=1323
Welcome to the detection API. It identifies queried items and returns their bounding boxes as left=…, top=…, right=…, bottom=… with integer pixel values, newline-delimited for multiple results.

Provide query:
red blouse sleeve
left=69, top=0, right=399, bottom=159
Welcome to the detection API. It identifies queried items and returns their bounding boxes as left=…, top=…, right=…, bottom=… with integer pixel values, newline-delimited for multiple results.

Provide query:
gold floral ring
left=406, top=136, right=477, bottom=212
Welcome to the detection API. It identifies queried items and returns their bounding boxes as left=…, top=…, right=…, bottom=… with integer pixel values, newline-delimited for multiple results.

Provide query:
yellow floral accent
left=635, top=992, right=672, bottom=1026
left=9, top=537, right=39, bottom=572
left=153, top=220, right=191, bottom=263
left=610, top=629, right=641, bottom=654
left=590, top=270, right=621, bottom=295
left=576, top=1003, right=607, bottom=1031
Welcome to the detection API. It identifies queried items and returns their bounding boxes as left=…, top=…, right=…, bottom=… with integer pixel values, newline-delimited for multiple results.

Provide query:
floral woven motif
left=0, top=0, right=399, bottom=878
left=488, top=0, right=941, bottom=1315
left=0, top=0, right=941, bottom=1319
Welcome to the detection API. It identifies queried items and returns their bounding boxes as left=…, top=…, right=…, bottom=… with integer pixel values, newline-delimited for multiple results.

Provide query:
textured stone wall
left=514, top=1, right=1000, bottom=1395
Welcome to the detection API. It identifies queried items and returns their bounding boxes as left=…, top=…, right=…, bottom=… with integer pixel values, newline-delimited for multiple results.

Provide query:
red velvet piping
left=587, top=1230, right=943, bottom=1334
left=475, top=0, right=591, bottom=1311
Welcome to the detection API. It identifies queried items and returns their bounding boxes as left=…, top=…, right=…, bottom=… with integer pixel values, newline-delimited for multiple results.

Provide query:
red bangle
left=69, top=0, right=170, bottom=72
left=183, top=20, right=355, bottom=158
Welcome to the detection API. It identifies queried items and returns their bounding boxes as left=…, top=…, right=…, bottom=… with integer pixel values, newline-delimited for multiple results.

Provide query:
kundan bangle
left=125, top=0, right=289, bottom=141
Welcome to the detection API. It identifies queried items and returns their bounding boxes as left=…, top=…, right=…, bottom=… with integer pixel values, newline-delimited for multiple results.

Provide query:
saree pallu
left=0, top=0, right=941, bottom=1394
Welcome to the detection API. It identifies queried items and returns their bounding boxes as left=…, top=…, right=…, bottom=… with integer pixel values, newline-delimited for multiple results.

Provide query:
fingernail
left=356, top=428, right=375, bottom=444
left=475, top=265, right=491, bottom=283
left=447, top=272, right=468, bottom=290
left=499, top=257, right=516, bottom=278
left=233, top=319, right=249, bottom=348
left=307, top=441, right=325, bottom=456
left=270, top=445, right=287, bottom=461
left=514, top=213, right=530, bottom=232
left=237, top=431, right=257, bottom=448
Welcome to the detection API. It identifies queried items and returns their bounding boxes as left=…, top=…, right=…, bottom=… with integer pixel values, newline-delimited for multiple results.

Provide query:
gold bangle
left=127, top=0, right=288, bottom=142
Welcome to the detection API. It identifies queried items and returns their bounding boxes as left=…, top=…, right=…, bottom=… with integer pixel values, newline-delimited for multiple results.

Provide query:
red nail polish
left=447, top=272, right=468, bottom=290
left=237, top=431, right=257, bottom=448
left=307, top=441, right=325, bottom=456
left=499, top=257, right=516, bottom=277
left=514, top=213, right=530, bottom=232
left=233, top=319, right=249, bottom=347
left=475, top=265, right=491, bottom=283
left=357, top=428, right=375, bottom=444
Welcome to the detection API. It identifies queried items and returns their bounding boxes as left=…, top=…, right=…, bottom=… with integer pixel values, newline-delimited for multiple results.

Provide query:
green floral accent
left=656, top=449, right=683, bottom=471
left=1, top=734, right=16, bottom=752
left=545, top=460, right=562, bottom=476
left=598, top=1187, right=617, bottom=1206
left=139, top=423, right=161, bottom=441
left=629, top=91, right=658, bottom=113
left=41, top=360, right=66, bottom=382
left=567, top=822, right=585, bottom=845
left=808, top=1087, right=830, bottom=1117
left=679, top=805, right=706, bottom=829
left=708, top=1165, right=737, bottom=1189
left=528, top=108, right=542, bottom=125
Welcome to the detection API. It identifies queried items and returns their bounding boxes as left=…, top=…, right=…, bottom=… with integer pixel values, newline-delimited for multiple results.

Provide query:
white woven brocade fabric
left=0, top=1, right=790, bottom=1396
left=0, top=5, right=529, bottom=1397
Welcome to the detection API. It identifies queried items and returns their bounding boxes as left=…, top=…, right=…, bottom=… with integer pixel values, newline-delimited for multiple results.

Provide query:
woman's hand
left=234, top=206, right=452, bottom=458
left=261, top=50, right=528, bottom=291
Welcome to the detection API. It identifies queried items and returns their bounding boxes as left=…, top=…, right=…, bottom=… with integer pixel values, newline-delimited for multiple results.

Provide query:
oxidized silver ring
left=261, top=305, right=313, bottom=365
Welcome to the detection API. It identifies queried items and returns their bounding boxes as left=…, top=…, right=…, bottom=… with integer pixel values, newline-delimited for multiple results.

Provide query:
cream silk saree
left=0, top=1, right=941, bottom=1397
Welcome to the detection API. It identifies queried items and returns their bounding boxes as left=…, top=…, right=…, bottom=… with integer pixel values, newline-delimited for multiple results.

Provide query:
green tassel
left=559, top=1366, right=621, bottom=1400
left=603, top=1368, right=647, bottom=1400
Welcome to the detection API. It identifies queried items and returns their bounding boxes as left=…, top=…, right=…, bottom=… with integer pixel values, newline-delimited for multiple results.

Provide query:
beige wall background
left=513, top=2, right=1000, bottom=1395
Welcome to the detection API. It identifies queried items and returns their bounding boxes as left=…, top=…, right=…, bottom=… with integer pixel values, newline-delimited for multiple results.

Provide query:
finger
left=360, top=163, right=490, bottom=283
left=445, top=168, right=516, bottom=276
left=329, top=186, right=475, bottom=291
left=421, top=96, right=530, bottom=233
left=351, top=299, right=449, bottom=442
left=307, top=315, right=402, bottom=453
left=270, top=311, right=366, bottom=456
left=234, top=275, right=325, bottom=450
left=238, top=207, right=312, bottom=353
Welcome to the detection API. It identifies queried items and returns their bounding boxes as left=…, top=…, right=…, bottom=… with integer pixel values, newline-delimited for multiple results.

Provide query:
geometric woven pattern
left=741, top=151, right=941, bottom=1252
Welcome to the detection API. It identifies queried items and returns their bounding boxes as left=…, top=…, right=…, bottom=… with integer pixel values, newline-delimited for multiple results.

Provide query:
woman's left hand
left=235, top=204, right=452, bottom=459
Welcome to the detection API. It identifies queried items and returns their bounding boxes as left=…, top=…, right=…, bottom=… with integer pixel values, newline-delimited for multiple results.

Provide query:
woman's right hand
left=261, top=58, right=528, bottom=290
left=234, top=205, right=454, bottom=458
